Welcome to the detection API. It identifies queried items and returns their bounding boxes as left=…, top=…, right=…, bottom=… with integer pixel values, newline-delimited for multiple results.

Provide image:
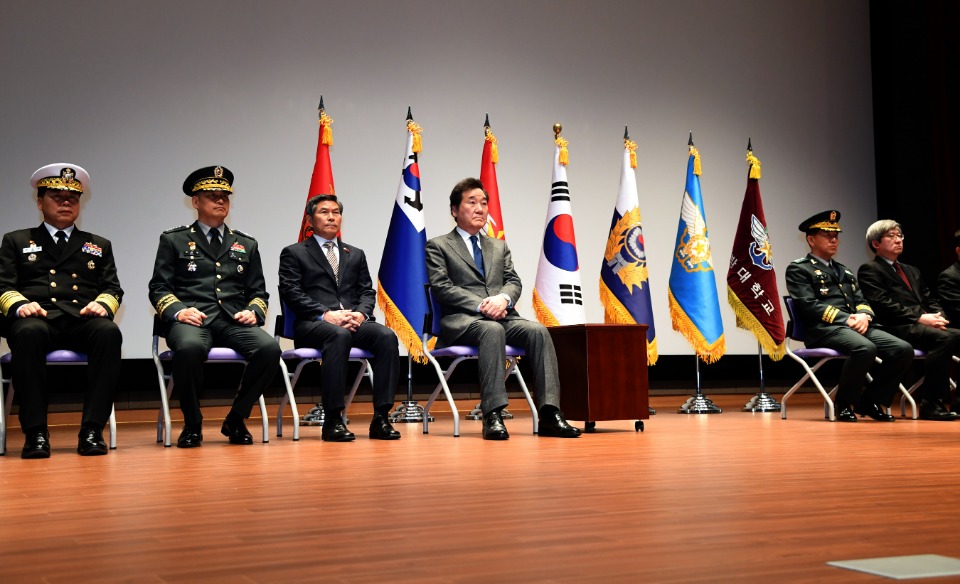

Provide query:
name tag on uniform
left=23, top=244, right=42, bottom=253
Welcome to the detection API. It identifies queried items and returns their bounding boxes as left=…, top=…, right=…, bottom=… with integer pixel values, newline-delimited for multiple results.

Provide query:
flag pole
left=678, top=354, right=723, bottom=413
left=389, top=356, right=434, bottom=424
left=743, top=342, right=782, bottom=412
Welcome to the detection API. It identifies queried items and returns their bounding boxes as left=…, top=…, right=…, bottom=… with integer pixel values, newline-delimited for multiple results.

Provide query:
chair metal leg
left=108, top=404, right=117, bottom=450
left=507, top=358, right=538, bottom=434
left=783, top=352, right=836, bottom=421
left=257, top=395, right=269, bottom=443
left=0, top=382, right=7, bottom=456
left=152, top=354, right=173, bottom=446
left=277, top=359, right=300, bottom=440
left=423, top=355, right=463, bottom=436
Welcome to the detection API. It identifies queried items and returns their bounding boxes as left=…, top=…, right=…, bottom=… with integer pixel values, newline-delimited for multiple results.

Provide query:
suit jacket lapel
left=449, top=229, right=483, bottom=278
left=33, top=225, right=58, bottom=261
left=304, top=236, right=339, bottom=286
left=481, top=236, right=496, bottom=285
left=56, top=228, right=86, bottom=265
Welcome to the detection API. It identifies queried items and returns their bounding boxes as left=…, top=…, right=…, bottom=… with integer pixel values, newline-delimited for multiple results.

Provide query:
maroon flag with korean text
left=726, top=141, right=785, bottom=359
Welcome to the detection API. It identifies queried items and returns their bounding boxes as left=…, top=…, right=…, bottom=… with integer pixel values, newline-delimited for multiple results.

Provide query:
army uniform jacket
left=148, top=221, right=268, bottom=326
left=0, top=225, right=122, bottom=323
left=785, top=253, right=875, bottom=343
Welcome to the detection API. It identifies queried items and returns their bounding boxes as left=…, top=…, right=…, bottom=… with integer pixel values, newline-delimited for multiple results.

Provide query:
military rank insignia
left=88, top=260, right=96, bottom=270
left=230, top=242, right=246, bottom=254
left=187, top=262, right=197, bottom=272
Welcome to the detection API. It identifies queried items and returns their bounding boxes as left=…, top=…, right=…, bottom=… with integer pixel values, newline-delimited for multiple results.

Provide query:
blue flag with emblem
left=600, top=128, right=658, bottom=365
left=667, top=135, right=725, bottom=363
left=377, top=108, right=434, bottom=363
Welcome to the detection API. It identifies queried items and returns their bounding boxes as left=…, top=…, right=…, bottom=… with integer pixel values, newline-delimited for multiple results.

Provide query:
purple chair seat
left=790, top=347, right=845, bottom=359
left=157, top=347, right=245, bottom=361
left=430, top=345, right=525, bottom=358
left=280, top=347, right=374, bottom=361
left=0, top=350, right=87, bottom=364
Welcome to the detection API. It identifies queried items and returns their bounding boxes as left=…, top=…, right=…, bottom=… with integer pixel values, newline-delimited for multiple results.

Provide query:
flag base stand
left=388, top=357, right=433, bottom=423
left=678, top=394, right=722, bottom=414
left=300, top=403, right=350, bottom=425
left=743, top=393, right=781, bottom=412
left=743, top=343, right=780, bottom=412
left=677, top=356, right=722, bottom=414
left=466, top=404, right=513, bottom=420
left=388, top=400, right=434, bottom=423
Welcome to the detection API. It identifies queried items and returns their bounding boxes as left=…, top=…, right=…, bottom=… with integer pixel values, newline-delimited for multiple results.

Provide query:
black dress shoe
left=855, top=402, right=896, bottom=422
left=835, top=403, right=857, bottom=422
left=919, top=399, right=958, bottom=421
left=369, top=415, right=401, bottom=440
left=482, top=410, right=509, bottom=440
left=21, top=430, right=51, bottom=459
left=322, top=419, right=356, bottom=442
left=538, top=409, right=582, bottom=438
left=177, top=425, right=203, bottom=448
left=221, top=419, right=254, bottom=444
left=77, top=426, right=108, bottom=456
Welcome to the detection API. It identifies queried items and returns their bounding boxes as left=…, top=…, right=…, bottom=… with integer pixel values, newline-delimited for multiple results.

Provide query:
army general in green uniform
left=785, top=210, right=913, bottom=422
left=148, top=166, right=281, bottom=447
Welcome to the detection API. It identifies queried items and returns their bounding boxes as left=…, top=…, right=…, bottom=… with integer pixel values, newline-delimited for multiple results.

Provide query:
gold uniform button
left=73, top=300, right=78, bottom=303
left=50, top=282, right=57, bottom=288
left=50, top=269, right=56, bottom=274
left=51, top=297, right=57, bottom=302
left=72, top=285, right=78, bottom=291
left=72, top=273, right=78, bottom=278
left=216, top=275, right=222, bottom=279
left=218, top=300, right=223, bottom=305
left=216, top=288, right=221, bottom=292
left=216, top=262, right=221, bottom=267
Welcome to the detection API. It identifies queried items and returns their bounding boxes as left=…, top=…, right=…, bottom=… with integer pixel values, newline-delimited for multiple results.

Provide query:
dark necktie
left=893, top=262, right=913, bottom=291
left=55, top=230, right=67, bottom=251
left=470, top=235, right=485, bottom=276
left=209, top=228, right=222, bottom=252
left=832, top=262, right=843, bottom=282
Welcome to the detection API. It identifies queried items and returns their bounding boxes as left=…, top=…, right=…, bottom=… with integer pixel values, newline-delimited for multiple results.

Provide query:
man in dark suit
left=425, top=177, right=581, bottom=439
left=785, top=210, right=913, bottom=422
left=939, top=229, right=960, bottom=326
left=858, top=220, right=960, bottom=420
left=278, top=194, right=400, bottom=441
left=148, top=166, right=281, bottom=448
left=0, top=164, right=122, bottom=458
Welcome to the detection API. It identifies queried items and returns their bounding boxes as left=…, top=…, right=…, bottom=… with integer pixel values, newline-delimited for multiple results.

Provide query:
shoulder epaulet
left=231, top=228, right=257, bottom=241
left=163, top=225, right=190, bottom=234
left=792, top=257, right=808, bottom=264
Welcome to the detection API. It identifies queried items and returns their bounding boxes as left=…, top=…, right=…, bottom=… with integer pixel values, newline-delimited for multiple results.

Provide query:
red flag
left=726, top=143, right=786, bottom=359
left=480, top=115, right=506, bottom=240
left=299, top=98, right=335, bottom=242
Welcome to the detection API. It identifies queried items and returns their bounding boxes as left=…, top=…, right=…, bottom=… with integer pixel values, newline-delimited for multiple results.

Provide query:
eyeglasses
left=882, top=232, right=905, bottom=241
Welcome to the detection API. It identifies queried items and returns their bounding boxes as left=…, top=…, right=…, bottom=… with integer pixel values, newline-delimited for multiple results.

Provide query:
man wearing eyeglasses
left=785, top=210, right=913, bottom=422
left=0, top=164, right=123, bottom=458
left=148, top=166, right=281, bottom=448
left=858, top=220, right=960, bottom=420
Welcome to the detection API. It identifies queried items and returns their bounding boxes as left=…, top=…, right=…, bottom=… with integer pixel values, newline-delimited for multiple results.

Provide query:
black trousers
left=165, top=316, right=281, bottom=427
left=890, top=324, right=960, bottom=402
left=810, top=325, right=914, bottom=407
left=6, top=315, right=121, bottom=431
left=293, top=319, right=399, bottom=415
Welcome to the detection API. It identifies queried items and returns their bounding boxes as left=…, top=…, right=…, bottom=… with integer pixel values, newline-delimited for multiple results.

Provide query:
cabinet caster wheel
left=635, top=420, right=644, bottom=432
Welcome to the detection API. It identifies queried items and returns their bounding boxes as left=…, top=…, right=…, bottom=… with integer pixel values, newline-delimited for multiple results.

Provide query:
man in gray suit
left=425, top=177, right=581, bottom=440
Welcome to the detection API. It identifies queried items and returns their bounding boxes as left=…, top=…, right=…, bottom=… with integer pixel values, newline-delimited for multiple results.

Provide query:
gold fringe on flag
left=319, top=111, right=334, bottom=146
left=746, top=151, right=762, bottom=180
left=667, top=288, right=725, bottom=363
left=376, top=283, right=435, bottom=363
left=485, top=127, right=499, bottom=164
left=555, top=137, right=569, bottom=166
left=407, top=120, right=423, bottom=153
left=726, top=286, right=785, bottom=361
left=625, top=138, right=638, bottom=169
left=532, top=289, right=561, bottom=327
left=599, top=280, right=658, bottom=365
left=689, top=146, right=702, bottom=176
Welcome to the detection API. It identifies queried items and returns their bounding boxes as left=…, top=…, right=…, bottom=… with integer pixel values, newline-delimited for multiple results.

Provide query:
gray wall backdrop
left=1, top=0, right=875, bottom=359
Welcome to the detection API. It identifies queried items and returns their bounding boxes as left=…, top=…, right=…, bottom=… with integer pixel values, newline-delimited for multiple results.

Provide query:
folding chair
left=1, top=349, right=117, bottom=455
left=151, top=316, right=271, bottom=447
left=273, top=304, right=375, bottom=441
left=781, top=296, right=917, bottom=421
left=898, top=352, right=959, bottom=417
left=420, top=285, right=538, bottom=437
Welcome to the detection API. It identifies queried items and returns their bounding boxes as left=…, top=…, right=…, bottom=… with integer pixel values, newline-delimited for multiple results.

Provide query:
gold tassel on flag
left=485, top=127, right=499, bottom=164
left=555, top=137, right=569, bottom=166
left=746, top=151, right=762, bottom=179
left=319, top=111, right=334, bottom=146
left=408, top=120, right=423, bottom=153
left=625, top=138, right=638, bottom=169
left=690, top=145, right=702, bottom=176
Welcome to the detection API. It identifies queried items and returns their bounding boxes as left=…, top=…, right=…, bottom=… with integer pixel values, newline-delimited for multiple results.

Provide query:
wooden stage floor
left=2, top=393, right=959, bottom=583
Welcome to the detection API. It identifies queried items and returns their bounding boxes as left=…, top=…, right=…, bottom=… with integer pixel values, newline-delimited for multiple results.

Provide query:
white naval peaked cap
left=30, top=163, right=91, bottom=197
